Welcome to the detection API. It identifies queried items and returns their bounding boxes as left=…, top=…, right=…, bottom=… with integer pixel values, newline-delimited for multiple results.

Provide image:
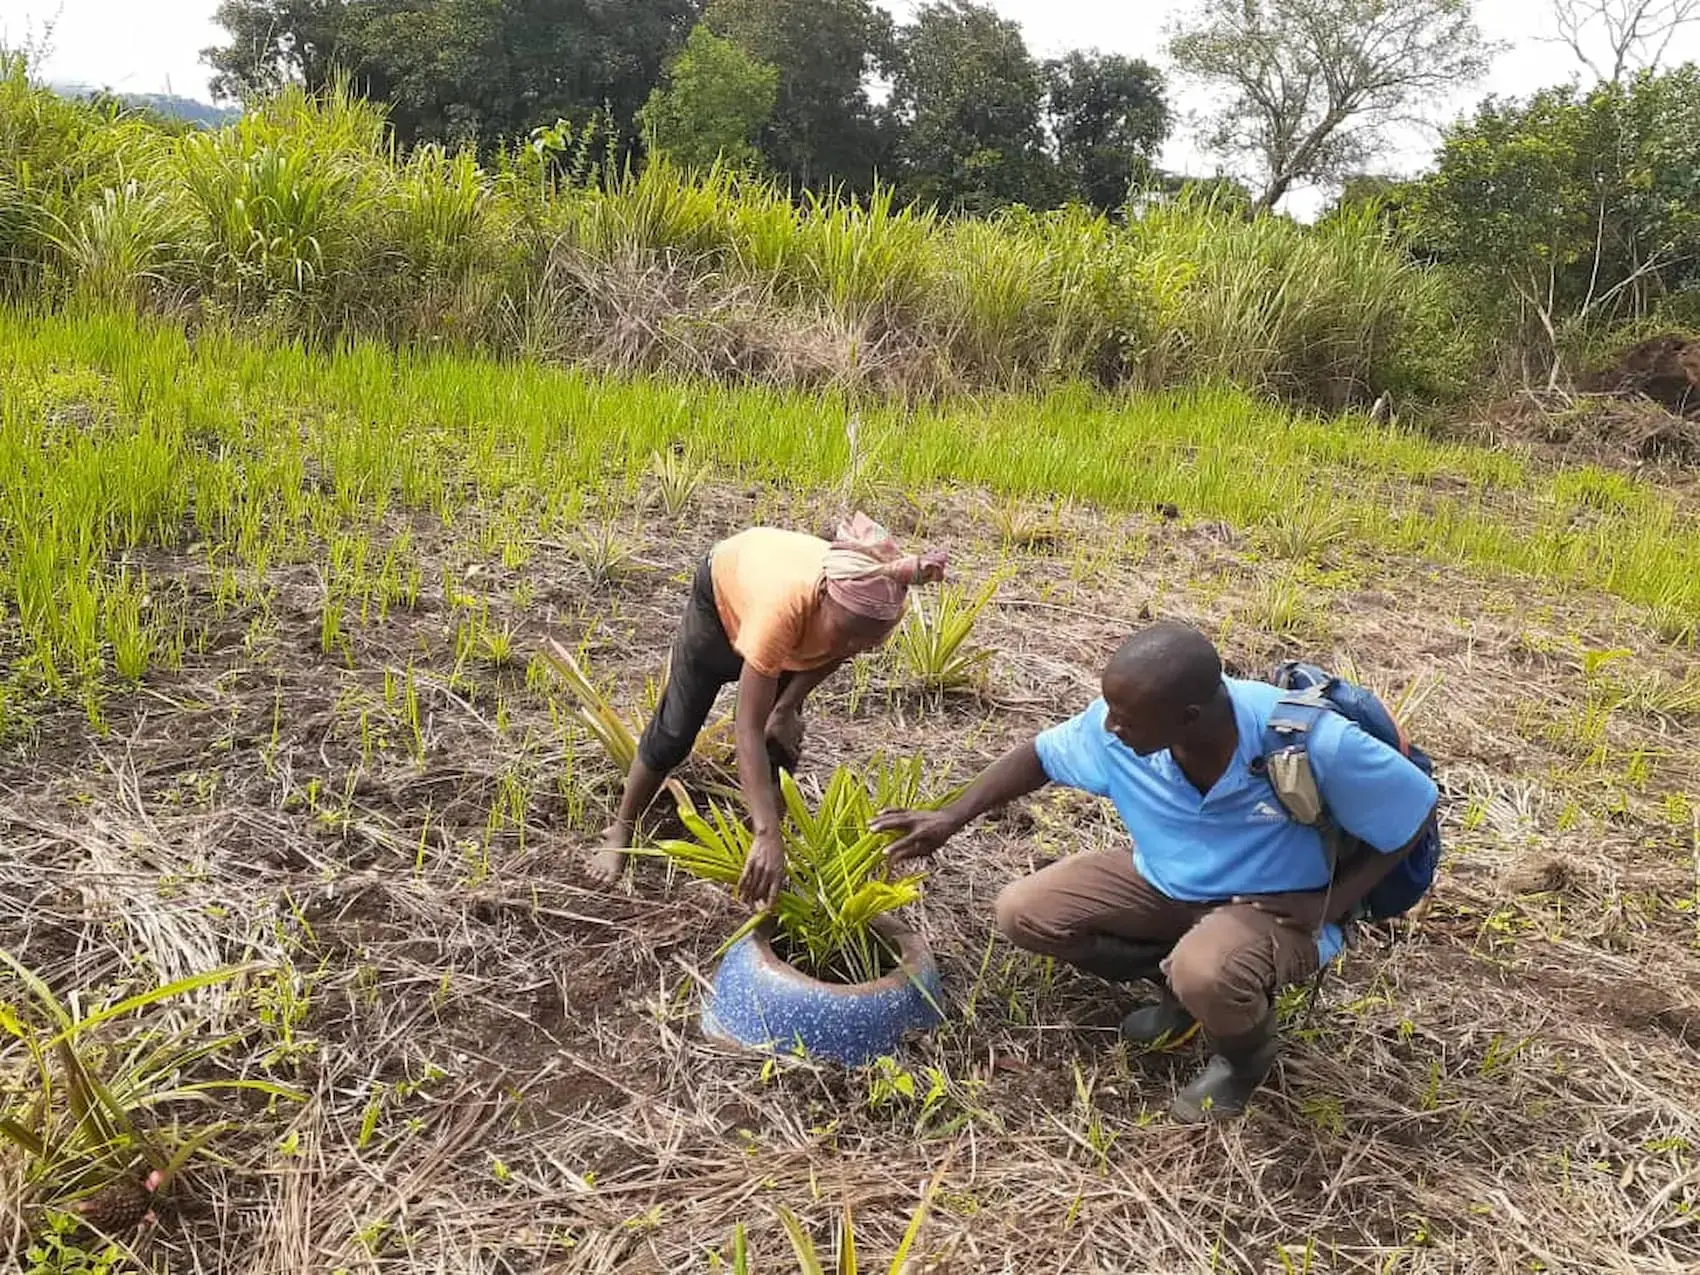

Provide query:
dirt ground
left=1473, top=335, right=1700, bottom=473
left=1584, top=336, right=1700, bottom=422
left=3, top=481, right=1699, bottom=1274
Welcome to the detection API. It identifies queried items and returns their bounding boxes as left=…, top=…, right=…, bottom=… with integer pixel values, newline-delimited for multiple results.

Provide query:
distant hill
left=120, top=92, right=241, bottom=128
left=50, top=83, right=238, bottom=129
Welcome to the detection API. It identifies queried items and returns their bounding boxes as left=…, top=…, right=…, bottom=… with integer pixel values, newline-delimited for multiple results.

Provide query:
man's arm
left=1325, top=806, right=1436, bottom=925
left=875, top=740, right=1050, bottom=868
left=1312, top=719, right=1441, bottom=925
left=942, top=741, right=1051, bottom=829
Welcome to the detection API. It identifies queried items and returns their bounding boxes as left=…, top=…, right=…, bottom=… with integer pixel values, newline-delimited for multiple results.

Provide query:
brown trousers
left=994, top=851, right=1323, bottom=1041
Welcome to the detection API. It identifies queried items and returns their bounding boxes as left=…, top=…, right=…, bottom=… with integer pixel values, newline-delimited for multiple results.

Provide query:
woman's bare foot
left=586, top=839, right=628, bottom=887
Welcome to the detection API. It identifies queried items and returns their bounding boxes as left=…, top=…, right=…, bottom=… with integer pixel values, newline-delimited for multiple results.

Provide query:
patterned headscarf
left=821, top=512, right=948, bottom=622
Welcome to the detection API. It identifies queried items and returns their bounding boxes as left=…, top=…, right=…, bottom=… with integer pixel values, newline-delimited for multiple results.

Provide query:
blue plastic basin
left=701, top=917, right=943, bottom=1067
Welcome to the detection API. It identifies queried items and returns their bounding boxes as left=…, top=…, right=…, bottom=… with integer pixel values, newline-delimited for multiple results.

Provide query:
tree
left=1168, top=0, right=1493, bottom=213
left=1321, top=172, right=1414, bottom=222
left=889, top=0, right=1056, bottom=213
left=638, top=25, right=778, bottom=169
left=1314, top=172, right=1426, bottom=238
left=205, top=0, right=351, bottom=101
left=204, top=0, right=701, bottom=147
left=703, top=0, right=893, bottom=191
left=1548, top=0, right=1700, bottom=84
left=1410, top=68, right=1700, bottom=382
left=1043, top=51, right=1169, bottom=213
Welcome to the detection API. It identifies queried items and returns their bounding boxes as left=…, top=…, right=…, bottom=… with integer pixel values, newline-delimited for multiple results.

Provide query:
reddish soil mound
left=1474, top=335, right=1700, bottom=468
left=1582, top=333, right=1700, bottom=417
left=1482, top=390, right=1700, bottom=467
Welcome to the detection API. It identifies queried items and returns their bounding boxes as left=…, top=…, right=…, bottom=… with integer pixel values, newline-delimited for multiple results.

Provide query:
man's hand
left=738, top=828, right=786, bottom=910
left=871, top=808, right=962, bottom=872
left=765, top=706, right=805, bottom=772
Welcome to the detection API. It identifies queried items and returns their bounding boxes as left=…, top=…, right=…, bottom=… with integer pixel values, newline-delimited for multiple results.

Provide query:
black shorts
left=635, top=557, right=798, bottom=774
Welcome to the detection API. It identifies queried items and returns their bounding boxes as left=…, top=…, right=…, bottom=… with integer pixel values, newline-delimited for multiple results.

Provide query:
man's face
left=1101, top=673, right=1180, bottom=757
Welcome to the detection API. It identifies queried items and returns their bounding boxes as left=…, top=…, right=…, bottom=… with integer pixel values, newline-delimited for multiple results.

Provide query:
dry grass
left=3, top=481, right=1699, bottom=1273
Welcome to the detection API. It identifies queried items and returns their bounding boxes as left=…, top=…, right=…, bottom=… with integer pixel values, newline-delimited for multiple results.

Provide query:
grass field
left=2, top=307, right=1699, bottom=1273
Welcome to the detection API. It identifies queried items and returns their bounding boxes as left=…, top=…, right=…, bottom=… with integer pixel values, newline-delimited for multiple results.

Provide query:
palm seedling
left=893, top=579, right=1000, bottom=694
left=541, top=637, right=640, bottom=775
left=649, top=446, right=710, bottom=518
left=0, top=953, right=303, bottom=1221
left=565, top=523, right=637, bottom=588
left=653, top=756, right=953, bottom=985
left=987, top=497, right=1064, bottom=551
left=1260, top=503, right=1356, bottom=562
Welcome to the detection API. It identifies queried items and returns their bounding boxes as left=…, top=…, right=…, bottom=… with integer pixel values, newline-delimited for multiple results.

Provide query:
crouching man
left=874, top=622, right=1438, bottom=1123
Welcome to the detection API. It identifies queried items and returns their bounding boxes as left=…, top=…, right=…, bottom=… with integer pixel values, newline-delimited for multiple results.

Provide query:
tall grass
left=0, top=307, right=1694, bottom=716
left=0, top=61, right=1463, bottom=406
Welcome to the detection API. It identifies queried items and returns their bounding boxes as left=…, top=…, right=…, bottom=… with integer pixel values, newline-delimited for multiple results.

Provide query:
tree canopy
left=1044, top=51, right=1169, bottom=213
left=1410, top=66, right=1700, bottom=377
left=206, top=0, right=700, bottom=148
left=703, top=0, right=892, bottom=192
left=202, top=0, right=1184, bottom=210
left=1169, top=0, right=1492, bottom=212
left=637, top=25, right=778, bottom=171
left=887, top=0, right=1055, bottom=213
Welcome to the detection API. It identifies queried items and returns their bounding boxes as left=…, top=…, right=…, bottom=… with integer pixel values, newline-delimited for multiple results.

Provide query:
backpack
left=1251, top=661, right=1441, bottom=923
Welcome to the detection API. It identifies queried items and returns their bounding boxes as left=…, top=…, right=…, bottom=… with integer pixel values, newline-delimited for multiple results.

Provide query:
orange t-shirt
left=710, top=528, right=840, bottom=678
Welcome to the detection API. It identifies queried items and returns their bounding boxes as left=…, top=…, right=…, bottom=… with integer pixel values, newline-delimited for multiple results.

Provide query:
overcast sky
left=8, top=0, right=1700, bottom=210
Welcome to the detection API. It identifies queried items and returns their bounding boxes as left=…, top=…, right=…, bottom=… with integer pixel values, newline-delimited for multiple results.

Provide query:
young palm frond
left=652, top=756, right=951, bottom=984
left=540, top=637, right=639, bottom=775
left=0, top=952, right=304, bottom=1212
left=768, top=1150, right=952, bottom=1273
left=543, top=639, right=737, bottom=797
left=893, top=579, right=1000, bottom=693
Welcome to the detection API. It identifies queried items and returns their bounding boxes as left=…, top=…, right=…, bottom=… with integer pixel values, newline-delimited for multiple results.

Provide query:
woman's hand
left=734, top=665, right=787, bottom=909
left=738, top=828, right=786, bottom=909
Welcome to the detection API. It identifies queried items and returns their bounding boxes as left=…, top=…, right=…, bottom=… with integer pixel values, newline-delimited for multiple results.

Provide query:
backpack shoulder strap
left=1257, top=685, right=1365, bottom=931
left=1257, top=689, right=1332, bottom=827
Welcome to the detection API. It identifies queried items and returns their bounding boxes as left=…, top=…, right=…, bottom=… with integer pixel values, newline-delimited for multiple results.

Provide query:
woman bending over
left=588, top=513, right=947, bottom=902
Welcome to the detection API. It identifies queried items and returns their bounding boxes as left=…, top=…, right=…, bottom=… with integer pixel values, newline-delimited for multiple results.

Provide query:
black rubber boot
left=1171, top=1015, right=1279, bottom=1124
left=1070, top=935, right=1172, bottom=984
left=1119, top=990, right=1199, bottom=1050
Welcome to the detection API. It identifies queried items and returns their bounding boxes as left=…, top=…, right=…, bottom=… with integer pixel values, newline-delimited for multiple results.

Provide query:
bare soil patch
left=1585, top=335, right=1700, bottom=420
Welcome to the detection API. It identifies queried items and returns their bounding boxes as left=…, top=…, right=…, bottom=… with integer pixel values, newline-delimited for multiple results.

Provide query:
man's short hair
left=1105, top=622, right=1223, bottom=710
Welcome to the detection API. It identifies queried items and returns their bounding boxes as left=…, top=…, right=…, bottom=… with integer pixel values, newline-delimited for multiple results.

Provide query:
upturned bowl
left=701, top=915, right=943, bottom=1067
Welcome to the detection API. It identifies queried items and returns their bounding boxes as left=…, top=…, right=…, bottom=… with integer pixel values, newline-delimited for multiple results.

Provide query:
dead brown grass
left=524, top=247, right=941, bottom=398
left=3, top=484, right=1699, bottom=1273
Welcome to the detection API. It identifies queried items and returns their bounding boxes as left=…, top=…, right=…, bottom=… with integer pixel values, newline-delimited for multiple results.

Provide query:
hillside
left=49, top=82, right=239, bottom=128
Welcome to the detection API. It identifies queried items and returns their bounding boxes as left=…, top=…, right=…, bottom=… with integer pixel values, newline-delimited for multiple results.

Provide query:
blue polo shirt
left=1034, top=678, right=1438, bottom=962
